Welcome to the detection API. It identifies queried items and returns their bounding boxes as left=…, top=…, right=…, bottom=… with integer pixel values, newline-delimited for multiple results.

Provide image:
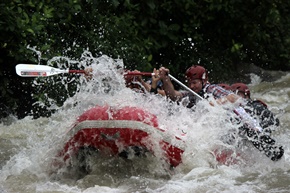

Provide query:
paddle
left=167, top=74, right=284, bottom=161
left=15, top=64, right=154, bottom=77
left=15, top=64, right=85, bottom=77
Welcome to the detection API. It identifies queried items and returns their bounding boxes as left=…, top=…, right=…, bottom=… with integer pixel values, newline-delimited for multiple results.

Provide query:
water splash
left=1, top=52, right=290, bottom=192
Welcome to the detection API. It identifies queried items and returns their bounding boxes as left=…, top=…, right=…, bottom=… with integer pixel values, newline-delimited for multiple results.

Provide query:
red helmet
left=231, top=83, right=250, bottom=97
left=218, top=83, right=231, bottom=90
left=185, top=65, right=208, bottom=81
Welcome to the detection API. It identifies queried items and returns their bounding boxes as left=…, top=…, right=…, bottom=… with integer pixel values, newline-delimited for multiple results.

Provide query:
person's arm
left=139, top=78, right=151, bottom=92
left=215, top=93, right=240, bottom=105
left=159, top=67, right=183, bottom=101
left=129, top=70, right=151, bottom=92
left=225, top=93, right=240, bottom=103
left=149, top=68, right=160, bottom=94
left=149, top=68, right=165, bottom=95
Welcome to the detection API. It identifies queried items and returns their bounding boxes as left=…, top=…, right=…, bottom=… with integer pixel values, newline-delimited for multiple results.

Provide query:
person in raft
left=230, top=83, right=280, bottom=134
left=123, top=69, right=151, bottom=93
left=123, top=68, right=166, bottom=95
left=158, top=65, right=237, bottom=108
left=156, top=65, right=284, bottom=161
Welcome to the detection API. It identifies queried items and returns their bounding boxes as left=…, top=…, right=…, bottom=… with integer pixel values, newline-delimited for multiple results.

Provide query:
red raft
left=56, top=105, right=239, bottom=169
left=58, top=105, right=185, bottom=167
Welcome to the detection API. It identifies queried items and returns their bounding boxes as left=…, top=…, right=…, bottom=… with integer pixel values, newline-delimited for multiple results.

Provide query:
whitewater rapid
left=1, top=53, right=290, bottom=193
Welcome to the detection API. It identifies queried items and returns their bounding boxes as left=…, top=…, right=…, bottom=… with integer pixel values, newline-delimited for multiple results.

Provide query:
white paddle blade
left=15, top=64, right=69, bottom=77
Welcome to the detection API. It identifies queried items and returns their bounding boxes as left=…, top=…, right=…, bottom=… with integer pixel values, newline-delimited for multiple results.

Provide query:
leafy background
left=1, top=0, right=290, bottom=120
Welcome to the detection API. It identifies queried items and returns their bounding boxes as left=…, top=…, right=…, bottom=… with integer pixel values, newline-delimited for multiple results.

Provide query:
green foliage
left=1, top=0, right=290, bottom=119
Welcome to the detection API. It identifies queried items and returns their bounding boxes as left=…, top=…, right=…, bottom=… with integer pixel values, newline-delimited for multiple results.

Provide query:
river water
left=1, top=53, right=290, bottom=193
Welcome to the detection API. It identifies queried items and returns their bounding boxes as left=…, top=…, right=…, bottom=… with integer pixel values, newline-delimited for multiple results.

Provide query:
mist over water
left=1, top=52, right=290, bottom=193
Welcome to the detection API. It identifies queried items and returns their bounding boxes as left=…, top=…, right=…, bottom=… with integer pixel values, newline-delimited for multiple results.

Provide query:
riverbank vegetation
left=1, top=0, right=290, bottom=119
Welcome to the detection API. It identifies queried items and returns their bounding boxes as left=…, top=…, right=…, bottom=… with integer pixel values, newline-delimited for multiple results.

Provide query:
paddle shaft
left=125, top=72, right=154, bottom=76
left=69, top=70, right=85, bottom=74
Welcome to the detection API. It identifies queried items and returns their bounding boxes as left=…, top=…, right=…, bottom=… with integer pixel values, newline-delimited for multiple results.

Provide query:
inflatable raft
left=57, top=105, right=187, bottom=168
left=55, top=105, right=238, bottom=170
